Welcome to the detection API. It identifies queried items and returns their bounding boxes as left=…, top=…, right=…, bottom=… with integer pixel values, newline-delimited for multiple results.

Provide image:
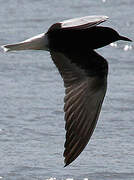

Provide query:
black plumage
left=2, top=15, right=132, bottom=167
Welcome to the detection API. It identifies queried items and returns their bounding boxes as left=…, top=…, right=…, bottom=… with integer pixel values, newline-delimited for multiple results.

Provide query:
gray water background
left=0, top=0, right=134, bottom=180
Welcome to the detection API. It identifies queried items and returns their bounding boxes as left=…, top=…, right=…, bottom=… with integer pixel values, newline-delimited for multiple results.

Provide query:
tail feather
left=1, top=43, right=28, bottom=52
left=1, top=33, right=48, bottom=52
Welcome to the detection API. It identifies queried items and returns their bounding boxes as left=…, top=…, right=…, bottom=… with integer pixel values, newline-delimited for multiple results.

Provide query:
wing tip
left=102, top=15, right=109, bottom=22
left=64, top=163, right=68, bottom=167
left=64, top=158, right=71, bottom=167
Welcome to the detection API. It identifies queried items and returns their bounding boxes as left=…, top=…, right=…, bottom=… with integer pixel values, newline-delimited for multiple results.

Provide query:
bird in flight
left=1, top=15, right=131, bottom=167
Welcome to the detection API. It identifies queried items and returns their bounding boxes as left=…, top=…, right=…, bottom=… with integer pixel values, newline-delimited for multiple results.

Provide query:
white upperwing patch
left=60, top=15, right=108, bottom=28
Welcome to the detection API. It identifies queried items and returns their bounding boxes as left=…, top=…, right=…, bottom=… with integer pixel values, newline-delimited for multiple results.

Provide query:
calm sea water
left=0, top=0, right=134, bottom=180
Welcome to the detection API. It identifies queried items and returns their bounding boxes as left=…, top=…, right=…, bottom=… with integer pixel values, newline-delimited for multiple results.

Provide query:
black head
left=95, top=26, right=132, bottom=48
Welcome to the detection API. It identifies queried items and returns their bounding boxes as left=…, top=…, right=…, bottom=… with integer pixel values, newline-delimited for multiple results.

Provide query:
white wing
left=60, top=15, right=108, bottom=29
left=48, top=15, right=108, bottom=32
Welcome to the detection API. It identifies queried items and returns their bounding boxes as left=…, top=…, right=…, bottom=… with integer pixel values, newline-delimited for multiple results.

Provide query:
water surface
left=0, top=0, right=134, bottom=180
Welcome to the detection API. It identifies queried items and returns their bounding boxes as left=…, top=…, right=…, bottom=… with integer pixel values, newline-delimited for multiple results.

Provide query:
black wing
left=50, top=50, right=108, bottom=166
left=48, top=15, right=108, bottom=32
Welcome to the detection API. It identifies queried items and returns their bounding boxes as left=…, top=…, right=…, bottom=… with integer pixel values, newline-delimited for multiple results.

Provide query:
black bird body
left=1, top=15, right=131, bottom=167
left=47, top=26, right=120, bottom=52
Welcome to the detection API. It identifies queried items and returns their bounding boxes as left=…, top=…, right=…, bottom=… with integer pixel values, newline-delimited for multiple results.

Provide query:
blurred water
left=0, top=0, right=134, bottom=180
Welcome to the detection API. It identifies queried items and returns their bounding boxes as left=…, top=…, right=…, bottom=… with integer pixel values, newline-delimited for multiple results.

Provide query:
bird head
left=101, top=27, right=132, bottom=46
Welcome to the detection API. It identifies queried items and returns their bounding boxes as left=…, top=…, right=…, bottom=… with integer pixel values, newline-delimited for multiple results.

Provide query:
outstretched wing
left=48, top=15, right=108, bottom=32
left=50, top=50, right=108, bottom=166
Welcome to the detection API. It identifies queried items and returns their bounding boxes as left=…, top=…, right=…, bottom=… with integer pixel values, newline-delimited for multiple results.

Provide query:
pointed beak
left=1, top=33, right=49, bottom=52
left=119, top=35, right=132, bottom=42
